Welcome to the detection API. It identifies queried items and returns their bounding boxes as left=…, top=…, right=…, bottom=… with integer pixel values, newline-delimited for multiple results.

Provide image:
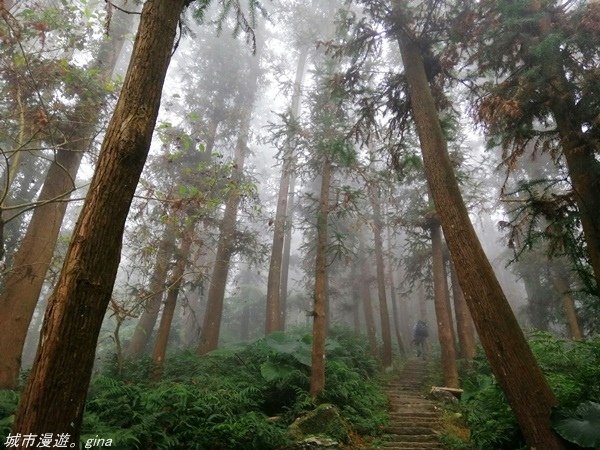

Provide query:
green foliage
left=289, top=403, right=350, bottom=443
left=460, top=333, right=600, bottom=449
left=461, top=374, right=523, bottom=449
left=91, top=330, right=385, bottom=448
left=320, top=360, right=387, bottom=435
left=439, top=433, right=474, bottom=450
left=0, top=390, right=18, bottom=439
left=552, top=401, right=600, bottom=449
left=0, top=330, right=385, bottom=449
left=2, top=334, right=375, bottom=449
left=82, top=374, right=286, bottom=450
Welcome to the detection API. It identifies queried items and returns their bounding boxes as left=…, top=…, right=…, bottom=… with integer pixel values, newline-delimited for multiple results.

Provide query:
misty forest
left=0, top=0, right=599, bottom=449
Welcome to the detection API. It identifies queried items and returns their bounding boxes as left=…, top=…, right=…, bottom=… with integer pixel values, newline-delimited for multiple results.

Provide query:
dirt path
left=380, top=358, right=444, bottom=449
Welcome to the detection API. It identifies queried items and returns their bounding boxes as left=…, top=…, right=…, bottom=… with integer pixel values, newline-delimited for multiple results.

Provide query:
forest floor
left=380, top=358, right=445, bottom=449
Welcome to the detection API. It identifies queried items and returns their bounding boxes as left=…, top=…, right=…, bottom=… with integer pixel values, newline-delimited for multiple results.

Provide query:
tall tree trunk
left=197, top=34, right=262, bottom=355
left=551, top=265, right=583, bottom=340
left=352, top=290, right=361, bottom=336
left=393, top=6, right=566, bottom=447
left=240, top=303, right=251, bottom=341
left=125, top=220, right=176, bottom=358
left=430, top=221, right=459, bottom=387
left=524, top=1, right=600, bottom=294
left=264, top=158, right=292, bottom=333
left=310, top=158, right=331, bottom=398
left=265, top=46, right=308, bottom=334
left=368, top=185, right=392, bottom=367
left=2, top=153, right=45, bottom=262
left=197, top=116, right=251, bottom=355
left=359, top=259, right=378, bottom=357
left=442, top=255, right=459, bottom=352
left=280, top=174, right=296, bottom=329
left=554, top=116, right=600, bottom=295
left=450, top=260, right=476, bottom=360
left=11, top=0, right=186, bottom=443
left=180, top=118, right=220, bottom=348
left=349, top=264, right=361, bottom=336
left=0, top=13, right=132, bottom=389
left=1, top=0, right=14, bottom=12
left=386, top=226, right=406, bottom=356
left=417, top=282, right=427, bottom=321
left=522, top=266, right=550, bottom=331
left=151, top=222, right=194, bottom=381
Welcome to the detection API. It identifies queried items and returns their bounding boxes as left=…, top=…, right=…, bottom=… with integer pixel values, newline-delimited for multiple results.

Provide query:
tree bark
left=265, top=46, right=308, bottom=334
left=197, top=116, right=251, bottom=355
left=280, top=173, right=296, bottom=329
left=0, top=12, right=132, bottom=389
left=554, top=116, right=600, bottom=296
left=551, top=265, right=583, bottom=340
left=196, top=33, right=262, bottom=355
left=392, top=4, right=566, bottom=447
left=522, top=265, right=550, bottom=331
left=2, top=153, right=45, bottom=263
left=368, top=184, right=392, bottom=367
left=1, top=0, right=14, bottom=12
left=310, top=158, right=331, bottom=398
left=352, top=289, right=361, bottom=336
left=151, top=222, right=194, bottom=381
left=386, top=225, right=406, bottom=356
left=529, top=1, right=600, bottom=295
left=125, top=220, right=176, bottom=358
left=11, top=0, right=186, bottom=443
left=417, top=283, right=427, bottom=322
left=265, top=157, right=292, bottom=333
left=430, top=221, right=459, bottom=387
left=359, top=259, right=378, bottom=358
left=449, top=260, right=476, bottom=360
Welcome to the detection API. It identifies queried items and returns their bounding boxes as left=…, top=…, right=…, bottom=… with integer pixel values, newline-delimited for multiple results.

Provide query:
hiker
left=413, top=320, right=429, bottom=358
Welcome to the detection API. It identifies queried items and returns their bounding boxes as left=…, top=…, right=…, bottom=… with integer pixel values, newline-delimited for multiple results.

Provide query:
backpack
left=414, top=321, right=429, bottom=339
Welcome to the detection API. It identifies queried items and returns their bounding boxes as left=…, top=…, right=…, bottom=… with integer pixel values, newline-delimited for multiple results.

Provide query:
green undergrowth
left=451, top=332, right=600, bottom=450
left=1, top=328, right=387, bottom=449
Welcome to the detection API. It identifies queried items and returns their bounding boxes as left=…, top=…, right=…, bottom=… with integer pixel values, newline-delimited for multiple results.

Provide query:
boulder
left=288, top=403, right=350, bottom=445
left=429, top=386, right=461, bottom=404
left=286, top=436, right=341, bottom=449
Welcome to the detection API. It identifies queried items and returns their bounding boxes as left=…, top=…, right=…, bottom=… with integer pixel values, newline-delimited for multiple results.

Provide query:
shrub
left=0, top=390, right=19, bottom=440
left=460, top=333, right=600, bottom=449
left=83, top=331, right=386, bottom=448
left=0, top=329, right=387, bottom=449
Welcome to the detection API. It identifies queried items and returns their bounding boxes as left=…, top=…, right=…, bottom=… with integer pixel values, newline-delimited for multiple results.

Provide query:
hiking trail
left=381, top=358, right=444, bottom=449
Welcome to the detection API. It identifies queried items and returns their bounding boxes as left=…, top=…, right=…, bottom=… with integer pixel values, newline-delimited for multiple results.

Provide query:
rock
left=286, top=436, right=341, bottom=449
left=288, top=403, right=350, bottom=444
left=429, top=386, right=460, bottom=404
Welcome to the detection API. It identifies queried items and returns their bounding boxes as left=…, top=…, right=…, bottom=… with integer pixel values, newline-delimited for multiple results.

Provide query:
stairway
left=381, top=358, right=444, bottom=449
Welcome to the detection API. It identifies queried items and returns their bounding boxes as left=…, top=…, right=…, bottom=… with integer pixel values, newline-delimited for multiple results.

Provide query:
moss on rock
left=288, top=403, right=350, bottom=444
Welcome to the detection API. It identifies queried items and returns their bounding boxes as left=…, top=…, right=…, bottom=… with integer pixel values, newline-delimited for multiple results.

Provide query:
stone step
left=389, top=404, right=435, bottom=408
left=381, top=444, right=443, bottom=448
left=388, top=399, right=434, bottom=404
left=390, top=406, right=438, bottom=413
left=390, top=410, right=439, bottom=415
left=380, top=445, right=443, bottom=449
left=383, top=359, right=444, bottom=450
left=389, top=417, right=439, bottom=423
left=383, top=434, right=440, bottom=443
left=383, top=426, right=437, bottom=435
left=386, top=393, right=426, bottom=397
left=388, top=419, right=440, bottom=426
